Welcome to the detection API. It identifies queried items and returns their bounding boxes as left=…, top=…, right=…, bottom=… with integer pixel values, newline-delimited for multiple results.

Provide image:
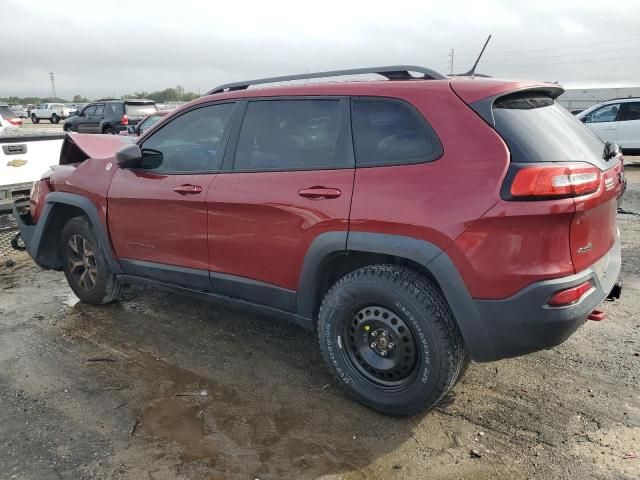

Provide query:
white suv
left=577, top=98, right=640, bottom=153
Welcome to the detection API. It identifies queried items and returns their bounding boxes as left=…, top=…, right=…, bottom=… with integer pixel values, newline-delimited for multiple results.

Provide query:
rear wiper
left=603, top=141, right=618, bottom=161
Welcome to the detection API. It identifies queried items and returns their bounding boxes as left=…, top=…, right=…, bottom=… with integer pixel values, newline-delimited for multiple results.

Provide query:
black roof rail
left=206, top=65, right=447, bottom=95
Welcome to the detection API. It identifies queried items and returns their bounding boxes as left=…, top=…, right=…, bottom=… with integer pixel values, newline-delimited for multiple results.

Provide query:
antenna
left=448, top=49, right=455, bottom=75
left=464, top=34, right=492, bottom=77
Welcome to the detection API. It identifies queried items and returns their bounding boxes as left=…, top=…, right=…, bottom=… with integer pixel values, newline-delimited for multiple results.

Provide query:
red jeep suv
left=13, top=66, right=624, bottom=416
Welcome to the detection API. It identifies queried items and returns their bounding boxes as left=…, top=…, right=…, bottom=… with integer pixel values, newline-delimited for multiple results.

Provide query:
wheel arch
left=28, top=192, right=122, bottom=274
left=298, top=231, right=496, bottom=361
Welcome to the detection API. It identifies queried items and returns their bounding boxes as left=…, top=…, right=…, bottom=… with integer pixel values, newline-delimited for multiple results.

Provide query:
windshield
left=493, top=93, right=607, bottom=168
left=140, top=114, right=165, bottom=132
left=126, top=103, right=158, bottom=117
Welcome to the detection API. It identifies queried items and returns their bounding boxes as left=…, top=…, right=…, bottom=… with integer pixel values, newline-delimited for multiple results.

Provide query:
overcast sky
left=2, top=0, right=640, bottom=98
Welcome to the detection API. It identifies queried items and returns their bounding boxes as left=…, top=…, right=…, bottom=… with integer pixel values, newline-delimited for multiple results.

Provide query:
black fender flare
left=16, top=192, right=123, bottom=274
left=297, top=231, right=495, bottom=362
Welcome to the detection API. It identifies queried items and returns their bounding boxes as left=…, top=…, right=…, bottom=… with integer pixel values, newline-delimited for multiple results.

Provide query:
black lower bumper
left=472, top=237, right=622, bottom=360
left=12, top=201, right=38, bottom=258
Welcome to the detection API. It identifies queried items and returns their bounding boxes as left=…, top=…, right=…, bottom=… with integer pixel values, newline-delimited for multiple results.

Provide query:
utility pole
left=448, top=49, right=455, bottom=75
left=49, top=72, right=57, bottom=99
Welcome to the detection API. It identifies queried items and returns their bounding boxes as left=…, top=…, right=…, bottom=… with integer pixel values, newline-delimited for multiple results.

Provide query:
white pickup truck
left=1, top=131, right=135, bottom=215
left=30, top=103, right=71, bottom=124
left=0, top=131, right=66, bottom=214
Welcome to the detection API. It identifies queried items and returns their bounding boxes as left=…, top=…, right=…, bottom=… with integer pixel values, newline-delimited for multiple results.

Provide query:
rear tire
left=31, top=114, right=39, bottom=124
left=103, top=126, right=116, bottom=135
left=51, top=114, right=60, bottom=124
left=60, top=217, right=123, bottom=304
left=317, top=265, right=466, bottom=416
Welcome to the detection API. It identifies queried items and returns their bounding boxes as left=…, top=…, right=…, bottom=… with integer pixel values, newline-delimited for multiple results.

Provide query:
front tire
left=60, top=217, right=123, bottom=304
left=51, top=114, right=60, bottom=124
left=317, top=265, right=466, bottom=416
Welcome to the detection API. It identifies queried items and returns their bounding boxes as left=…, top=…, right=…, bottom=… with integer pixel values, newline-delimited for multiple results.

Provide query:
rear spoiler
left=466, top=86, right=564, bottom=127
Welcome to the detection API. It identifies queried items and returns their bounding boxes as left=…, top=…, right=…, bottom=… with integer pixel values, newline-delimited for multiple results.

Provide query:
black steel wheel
left=344, top=305, right=419, bottom=389
left=318, top=264, right=467, bottom=416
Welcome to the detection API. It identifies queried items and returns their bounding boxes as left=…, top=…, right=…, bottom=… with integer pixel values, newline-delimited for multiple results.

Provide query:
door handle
left=298, top=187, right=341, bottom=199
left=173, top=184, right=203, bottom=194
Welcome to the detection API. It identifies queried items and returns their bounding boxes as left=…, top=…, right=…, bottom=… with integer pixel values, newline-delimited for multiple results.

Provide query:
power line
left=452, top=37, right=640, bottom=58
left=485, top=53, right=640, bottom=71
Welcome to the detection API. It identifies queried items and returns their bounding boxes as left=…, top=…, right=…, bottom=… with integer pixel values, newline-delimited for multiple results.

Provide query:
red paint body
left=40, top=78, right=622, bottom=301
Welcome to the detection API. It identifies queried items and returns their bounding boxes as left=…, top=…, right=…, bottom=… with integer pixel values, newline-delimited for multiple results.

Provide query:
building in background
left=558, top=87, right=640, bottom=113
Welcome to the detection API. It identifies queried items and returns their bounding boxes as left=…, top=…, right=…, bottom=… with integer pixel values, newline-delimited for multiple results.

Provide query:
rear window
left=125, top=103, right=158, bottom=117
left=0, top=106, right=18, bottom=120
left=352, top=99, right=443, bottom=167
left=493, top=93, right=605, bottom=165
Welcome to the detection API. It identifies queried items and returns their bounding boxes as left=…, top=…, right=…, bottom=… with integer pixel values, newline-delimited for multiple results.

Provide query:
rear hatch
left=124, top=102, right=158, bottom=126
left=471, top=89, right=623, bottom=274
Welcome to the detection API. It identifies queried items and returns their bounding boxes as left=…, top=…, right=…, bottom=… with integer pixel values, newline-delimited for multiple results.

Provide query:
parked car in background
left=63, top=99, right=157, bottom=134
left=119, top=110, right=169, bottom=136
left=30, top=103, right=70, bottom=124
left=0, top=105, right=22, bottom=134
left=577, top=98, right=640, bottom=154
left=10, top=105, right=28, bottom=118
left=13, top=66, right=624, bottom=416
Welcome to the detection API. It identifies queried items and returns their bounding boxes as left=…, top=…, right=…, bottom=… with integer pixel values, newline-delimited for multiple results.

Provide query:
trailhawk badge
left=577, top=242, right=593, bottom=255
left=6, top=159, right=27, bottom=167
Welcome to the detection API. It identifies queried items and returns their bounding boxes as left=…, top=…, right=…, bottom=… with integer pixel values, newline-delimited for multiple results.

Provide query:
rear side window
left=621, top=102, right=640, bottom=121
left=234, top=99, right=342, bottom=171
left=493, top=93, right=605, bottom=165
left=351, top=99, right=443, bottom=167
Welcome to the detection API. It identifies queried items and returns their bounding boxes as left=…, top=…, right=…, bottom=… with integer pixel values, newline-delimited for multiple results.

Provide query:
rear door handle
left=298, top=187, right=341, bottom=199
left=173, top=184, right=202, bottom=194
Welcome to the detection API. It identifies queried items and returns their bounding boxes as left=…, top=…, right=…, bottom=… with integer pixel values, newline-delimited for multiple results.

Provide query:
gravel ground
left=0, top=168, right=638, bottom=480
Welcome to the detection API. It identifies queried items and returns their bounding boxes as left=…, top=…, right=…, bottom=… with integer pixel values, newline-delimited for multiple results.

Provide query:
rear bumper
left=472, top=237, right=621, bottom=360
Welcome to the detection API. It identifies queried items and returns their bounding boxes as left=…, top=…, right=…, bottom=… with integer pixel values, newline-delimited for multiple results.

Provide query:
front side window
left=234, top=99, right=341, bottom=171
left=585, top=104, right=621, bottom=123
left=621, top=102, right=640, bottom=121
left=83, top=105, right=96, bottom=116
left=351, top=99, right=442, bottom=166
left=139, top=103, right=233, bottom=173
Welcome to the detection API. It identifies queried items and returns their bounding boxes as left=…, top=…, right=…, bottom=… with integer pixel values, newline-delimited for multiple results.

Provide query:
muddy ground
left=1, top=168, right=639, bottom=480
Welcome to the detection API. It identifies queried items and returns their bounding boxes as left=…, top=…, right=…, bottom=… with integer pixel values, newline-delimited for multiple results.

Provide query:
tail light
left=548, top=281, right=593, bottom=307
left=505, top=163, right=601, bottom=200
left=121, top=114, right=129, bottom=125
left=7, top=118, right=22, bottom=126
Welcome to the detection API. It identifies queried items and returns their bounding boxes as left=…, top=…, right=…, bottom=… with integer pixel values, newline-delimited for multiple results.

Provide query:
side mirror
left=115, top=144, right=143, bottom=168
left=580, top=117, right=587, bottom=123
left=127, top=125, right=136, bottom=134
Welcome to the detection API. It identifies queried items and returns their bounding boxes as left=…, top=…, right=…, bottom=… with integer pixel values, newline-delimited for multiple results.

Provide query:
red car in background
left=119, top=110, right=170, bottom=137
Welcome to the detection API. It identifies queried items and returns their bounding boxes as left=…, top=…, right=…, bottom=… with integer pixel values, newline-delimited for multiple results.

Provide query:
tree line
left=1, top=85, right=199, bottom=105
